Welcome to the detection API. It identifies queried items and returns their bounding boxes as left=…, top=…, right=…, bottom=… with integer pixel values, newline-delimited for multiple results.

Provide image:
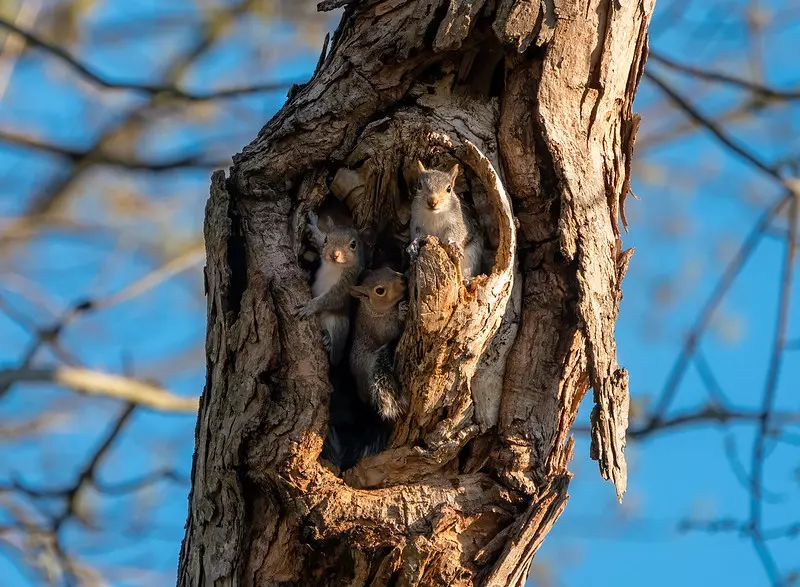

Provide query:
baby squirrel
left=349, top=266, right=408, bottom=421
left=409, top=160, right=484, bottom=280
left=297, top=211, right=365, bottom=365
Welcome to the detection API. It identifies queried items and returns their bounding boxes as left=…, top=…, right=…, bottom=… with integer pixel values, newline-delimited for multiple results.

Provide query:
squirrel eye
left=374, top=287, right=386, bottom=296
left=349, top=240, right=357, bottom=250
left=446, top=185, right=452, bottom=193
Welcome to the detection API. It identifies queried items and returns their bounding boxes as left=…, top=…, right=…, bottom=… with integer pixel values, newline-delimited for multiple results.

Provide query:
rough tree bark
left=178, top=0, right=654, bottom=585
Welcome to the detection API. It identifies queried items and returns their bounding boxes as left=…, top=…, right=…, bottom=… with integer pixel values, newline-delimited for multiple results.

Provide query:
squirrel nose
left=332, top=250, right=345, bottom=262
left=427, top=196, right=438, bottom=209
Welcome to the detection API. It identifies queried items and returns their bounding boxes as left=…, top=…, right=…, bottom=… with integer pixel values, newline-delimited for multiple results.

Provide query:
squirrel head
left=350, top=266, right=406, bottom=312
left=414, top=160, right=459, bottom=213
left=322, top=227, right=363, bottom=267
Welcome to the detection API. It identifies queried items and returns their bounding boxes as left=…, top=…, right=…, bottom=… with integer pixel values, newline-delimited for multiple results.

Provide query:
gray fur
left=297, top=212, right=365, bottom=365
left=322, top=313, right=350, bottom=366
left=410, top=162, right=484, bottom=280
left=350, top=267, right=408, bottom=422
left=365, top=345, right=407, bottom=421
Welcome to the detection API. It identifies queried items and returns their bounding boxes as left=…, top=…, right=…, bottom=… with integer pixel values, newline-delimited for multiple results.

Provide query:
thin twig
left=645, top=70, right=781, bottom=180
left=93, top=246, right=204, bottom=311
left=57, top=404, right=137, bottom=529
left=637, top=96, right=772, bottom=152
left=94, top=469, right=186, bottom=495
left=650, top=51, right=800, bottom=100
left=681, top=518, right=800, bottom=541
left=0, top=17, right=298, bottom=101
left=647, top=195, right=788, bottom=425
left=693, top=349, right=731, bottom=407
left=641, top=78, right=800, bottom=586
left=723, top=435, right=781, bottom=504
left=0, top=0, right=260, bottom=254
left=0, top=0, right=42, bottom=101
left=748, top=193, right=798, bottom=585
left=0, top=129, right=226, bottom=171
left=575, top=406, right=800, bottom=438
left=0, top=410, right=73, bottom=441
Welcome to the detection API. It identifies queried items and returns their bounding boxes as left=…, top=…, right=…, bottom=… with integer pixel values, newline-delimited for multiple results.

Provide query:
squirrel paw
left=406, top=238, right=424, bottom=261
left=295, top=302, right=316, bottom=318
left=444, top=238, right=464, bottom=258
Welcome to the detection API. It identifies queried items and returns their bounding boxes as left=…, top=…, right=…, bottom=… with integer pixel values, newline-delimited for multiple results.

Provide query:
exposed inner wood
left=178, top=0, right=655, bottom=585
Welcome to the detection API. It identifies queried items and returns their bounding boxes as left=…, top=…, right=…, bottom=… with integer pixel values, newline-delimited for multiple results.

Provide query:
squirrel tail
left=367, top=345, right=407, bottom=422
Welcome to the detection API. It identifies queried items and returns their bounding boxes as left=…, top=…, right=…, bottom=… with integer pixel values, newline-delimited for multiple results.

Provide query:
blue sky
left=0, top=0, right=798, bottom=585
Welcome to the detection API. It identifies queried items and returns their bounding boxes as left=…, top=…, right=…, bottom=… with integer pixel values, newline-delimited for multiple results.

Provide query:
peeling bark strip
left=179, top=0, right=654, bottom=585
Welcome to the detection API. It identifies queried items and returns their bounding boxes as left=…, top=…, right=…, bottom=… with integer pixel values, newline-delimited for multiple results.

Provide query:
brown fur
left=349, top=267, right=408, bottom=421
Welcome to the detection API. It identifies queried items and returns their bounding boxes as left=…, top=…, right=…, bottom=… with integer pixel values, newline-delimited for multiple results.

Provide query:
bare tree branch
left=637, top=96, right=775, bottom=152
left=0, top=0, right=42, bottom=100
left=0, top=0, right=261, bottom=252
left=650, top=51, right=800, bottom=100
left=0, top=404, right=140, bottom=583
left=647, top=194, right=788, bottom=425
left=94, top=469, right=187, bottom=495
left=92, top=246, right=204, bottom=311
left=0, top=129, right=226, bottom=171
left=693, top=350, right=732, bottom=407
left=583, top=406, right=800, bottom=439
left=0, top=16, right=298, bottom=101
left=644, top=70, right=781, bottom=180
left=55, top=404, right=137, bottom=528
left=679, top=518, right=800, bottom=541
left=0, top=367, right=197, bottom=413
left=748, top=193, right=798, bottom=585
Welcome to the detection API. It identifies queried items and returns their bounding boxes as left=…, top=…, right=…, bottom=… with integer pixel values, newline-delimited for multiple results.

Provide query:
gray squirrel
left=349, top=266, right=408, bottom=421
left=297, top=211, right=365, bottom=365
left=409, top=160, right=484, bottom=280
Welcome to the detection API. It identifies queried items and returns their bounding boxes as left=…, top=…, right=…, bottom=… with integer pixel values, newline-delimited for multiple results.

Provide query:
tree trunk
left=178, top=0, right=654, bottom=585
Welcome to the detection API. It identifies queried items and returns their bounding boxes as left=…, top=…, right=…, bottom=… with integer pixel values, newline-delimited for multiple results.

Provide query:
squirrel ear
left=350, top=285, right=369, bottom=299
left=416, top=160, right=426, bottom=174
left=448, top=163, right=460, bottom=185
